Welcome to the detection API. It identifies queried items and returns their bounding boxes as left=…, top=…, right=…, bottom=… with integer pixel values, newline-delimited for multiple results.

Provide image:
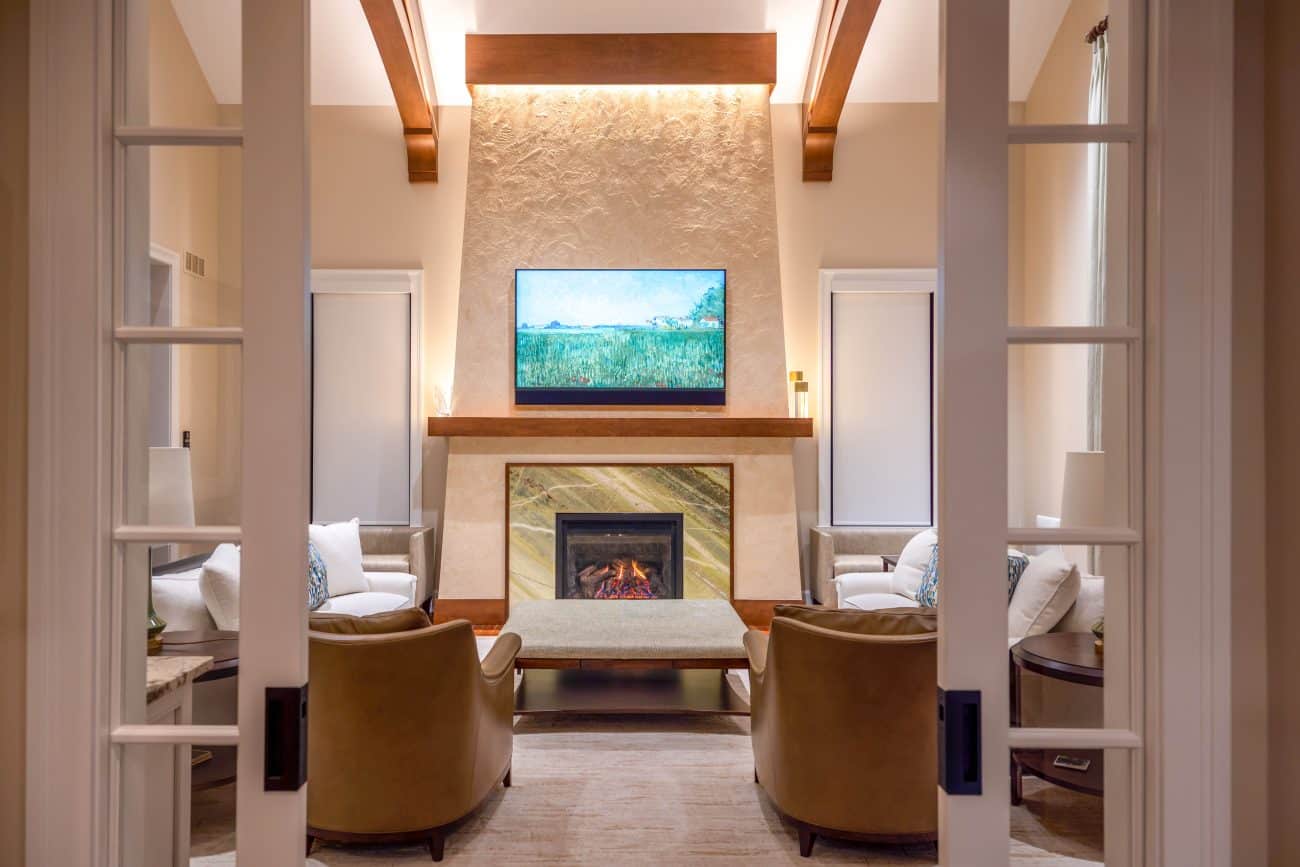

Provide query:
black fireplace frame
left=554, top=512, right=686, bottom=600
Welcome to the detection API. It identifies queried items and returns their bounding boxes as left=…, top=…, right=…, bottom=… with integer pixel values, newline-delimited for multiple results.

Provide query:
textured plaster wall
left=451, top=85, right=787, bottom=417
left=439, top=85, right=802, bottom=601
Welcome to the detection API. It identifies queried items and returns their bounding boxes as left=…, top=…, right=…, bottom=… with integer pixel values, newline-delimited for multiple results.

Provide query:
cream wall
left=148, top=0, right=241, bottom=525
left=1012, top=0, right=1108, bottom=529
left=0, top=1, right=28, bottom=860
left=772, top=101, right=940, bottom=578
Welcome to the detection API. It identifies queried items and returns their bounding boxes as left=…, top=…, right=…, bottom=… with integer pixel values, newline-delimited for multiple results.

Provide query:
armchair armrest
left=834, top=572, right=897, bottom=607
left=743, top=629, right=769, bottom=677
left=481, top=632, right=522, bottom=683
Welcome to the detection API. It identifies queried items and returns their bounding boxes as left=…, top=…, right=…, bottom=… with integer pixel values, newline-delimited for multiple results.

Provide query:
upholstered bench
left=500, top=599, right=750, bottom=714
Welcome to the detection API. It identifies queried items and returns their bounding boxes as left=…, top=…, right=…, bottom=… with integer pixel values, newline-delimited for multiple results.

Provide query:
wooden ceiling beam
left=361, top=0, right=438, bottom=182
left=465, top=33, right=777, bottom=87
left=802, top=0, right=882, bottom=181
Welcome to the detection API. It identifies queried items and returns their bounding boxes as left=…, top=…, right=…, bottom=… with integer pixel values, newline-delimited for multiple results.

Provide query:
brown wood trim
left=465, top=33, right=777, bottom=87
left=731, top=599, right=802, bottom=629
left=432, top=598, right=507, bottom=628
left=429, top=416, right=812, bottom=438
left=361, top=0, right=438, bottom=182
left=505, top=462, right=736, bottom=611
left=802, top=0, right=883, bottom=181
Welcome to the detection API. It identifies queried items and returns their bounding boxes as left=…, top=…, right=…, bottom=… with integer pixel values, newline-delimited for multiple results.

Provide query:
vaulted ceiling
left=170, top=0, right=1073, bottom=107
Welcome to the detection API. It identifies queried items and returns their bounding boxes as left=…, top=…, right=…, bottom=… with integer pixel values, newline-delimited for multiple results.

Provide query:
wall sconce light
left=788, top=370, right=805, bottom=417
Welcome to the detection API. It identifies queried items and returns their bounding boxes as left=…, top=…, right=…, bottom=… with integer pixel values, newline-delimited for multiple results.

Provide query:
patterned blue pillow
left=1006, top=550, right=1030, bottom=601
left=916, top=543, right=940, bottom=607
left=307, top=541, right=329, bottom=611
left=914, top=546, right=1033, bottom=608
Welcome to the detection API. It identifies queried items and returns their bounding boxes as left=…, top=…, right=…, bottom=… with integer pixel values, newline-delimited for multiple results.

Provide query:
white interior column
left=936, top=1, right=1011, bottom=862
left=237, top=0, right=311, bottom=862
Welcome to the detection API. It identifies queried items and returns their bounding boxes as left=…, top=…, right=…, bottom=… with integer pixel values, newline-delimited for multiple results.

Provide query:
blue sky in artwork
left=516, top=269, right=724, bottom=327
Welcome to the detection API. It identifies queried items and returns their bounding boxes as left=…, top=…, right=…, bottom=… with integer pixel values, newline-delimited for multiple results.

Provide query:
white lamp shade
left=149, top=447, right=196, bottom=526
left=1060, top=450, right=1105, bottom=527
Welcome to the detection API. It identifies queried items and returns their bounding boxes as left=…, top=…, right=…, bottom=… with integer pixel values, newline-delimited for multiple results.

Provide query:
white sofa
left=152, top=524, right=433, bottom=632
left=152, top=560, right=416, bottom=632
left=835, top=568, right=1105, bottom=645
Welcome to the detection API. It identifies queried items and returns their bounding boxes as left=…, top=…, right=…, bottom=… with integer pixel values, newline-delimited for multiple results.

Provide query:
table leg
left=1009, top=651, right=1023, bottom=806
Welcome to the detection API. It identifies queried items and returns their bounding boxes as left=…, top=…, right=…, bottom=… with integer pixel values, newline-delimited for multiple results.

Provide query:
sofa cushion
left=314, top=591, right=410, bottom=618
left=890, top=529, right=937, bottom=601
left=198, top=543, right=242, bottom=630
left=1008, top=548, right=1081, bottom=640
left=843, top=592, right=923, bottom=612
left=309, top=518, right=368, bottom=597
left=832, top=554, right=885, bottom=576
left=362, top=571, right=418, bottom=604
left=153, top=568, right=217, bottom=632
left=775, top=603, right=936, bottom=636
left=310, top=606, right=430, bottom=635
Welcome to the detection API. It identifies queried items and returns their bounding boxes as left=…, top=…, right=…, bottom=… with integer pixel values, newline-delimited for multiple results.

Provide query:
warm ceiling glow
left=471, top=84, right=769, bottom=100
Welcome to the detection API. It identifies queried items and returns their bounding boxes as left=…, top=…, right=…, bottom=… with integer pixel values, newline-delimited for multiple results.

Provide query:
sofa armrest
left=481, top=632, right=522, bottom=683
left=834, top=572, right=897, bottom=607
left=363, top=571, right=416, bottom=605
left=408, top=527, right=436, bottom=608
left=810, top=528, right=837, bottom=605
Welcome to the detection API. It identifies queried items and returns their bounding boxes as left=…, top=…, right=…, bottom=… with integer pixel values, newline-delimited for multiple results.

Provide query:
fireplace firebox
left=554, top=513, right=685, bottom=600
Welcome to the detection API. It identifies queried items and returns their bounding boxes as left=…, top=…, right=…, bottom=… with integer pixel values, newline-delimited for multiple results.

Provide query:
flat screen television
left=514, top=268, right=726, bottom=406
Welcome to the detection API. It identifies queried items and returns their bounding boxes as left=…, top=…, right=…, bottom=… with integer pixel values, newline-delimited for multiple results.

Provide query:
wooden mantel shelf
left=427, top=416, right=813, bottom=438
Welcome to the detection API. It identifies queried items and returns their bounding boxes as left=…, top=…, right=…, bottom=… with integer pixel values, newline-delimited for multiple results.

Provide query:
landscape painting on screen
left=514, top=269, right=726, bottom=405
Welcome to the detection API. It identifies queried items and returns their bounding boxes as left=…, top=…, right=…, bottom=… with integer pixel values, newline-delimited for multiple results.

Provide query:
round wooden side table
left=1009, top=631, right=1104, bottom=804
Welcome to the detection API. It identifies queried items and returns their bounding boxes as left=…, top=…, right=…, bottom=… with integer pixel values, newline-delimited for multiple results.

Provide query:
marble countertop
left=146, top=655, right=213, bottom=704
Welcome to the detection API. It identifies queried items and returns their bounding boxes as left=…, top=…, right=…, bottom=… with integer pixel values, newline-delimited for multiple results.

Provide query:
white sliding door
left=820, top=269, right=934, bottom=527
left=311, top=270, right=422, bottom=526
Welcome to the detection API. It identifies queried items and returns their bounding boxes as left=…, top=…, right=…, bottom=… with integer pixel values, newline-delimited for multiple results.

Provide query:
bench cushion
left=503, top=599, right=747, bottom=660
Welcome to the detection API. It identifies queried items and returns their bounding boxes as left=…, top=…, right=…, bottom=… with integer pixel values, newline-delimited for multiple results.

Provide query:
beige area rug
left=191, top=711, right=1102, bottom=865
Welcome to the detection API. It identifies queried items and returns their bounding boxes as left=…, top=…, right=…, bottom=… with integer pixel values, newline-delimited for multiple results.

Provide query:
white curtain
left=1085, top=33, right=1109, bottom=451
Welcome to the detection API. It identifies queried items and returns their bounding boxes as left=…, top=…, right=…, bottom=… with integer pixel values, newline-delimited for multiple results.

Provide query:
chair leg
left=503, top=765, right=512, bottom=788
left=797, top=826, right=816, bottom=858
left=428, top=831, right=445, bottom=862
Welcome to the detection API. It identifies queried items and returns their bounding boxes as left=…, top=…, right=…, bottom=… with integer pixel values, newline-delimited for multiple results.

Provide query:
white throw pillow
left=198, top=543, right=242, bottom=631
left=309, top=518, right=368, bottom=597
left=1008, top=547, right=1081, bottom=640
left=890, top=528, right=937, bottom=601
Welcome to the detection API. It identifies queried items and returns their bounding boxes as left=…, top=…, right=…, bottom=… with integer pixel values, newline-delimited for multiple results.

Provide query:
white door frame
left=27, top=0, right=312, bottom=863
left=25, top=0, right=1241, bottom=864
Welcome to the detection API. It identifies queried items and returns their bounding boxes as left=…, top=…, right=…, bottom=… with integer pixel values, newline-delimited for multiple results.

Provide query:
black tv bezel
left=513, top=267, right=727, bottom=407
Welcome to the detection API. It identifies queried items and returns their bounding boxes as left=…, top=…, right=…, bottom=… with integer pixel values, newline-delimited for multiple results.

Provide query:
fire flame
left=593, top=558, right=656, bottom=599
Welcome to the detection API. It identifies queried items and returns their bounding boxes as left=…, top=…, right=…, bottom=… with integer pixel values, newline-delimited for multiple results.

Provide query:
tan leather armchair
left=306, top=609, right=520, bottom=861
left=745, top=604, right=938, bottom=857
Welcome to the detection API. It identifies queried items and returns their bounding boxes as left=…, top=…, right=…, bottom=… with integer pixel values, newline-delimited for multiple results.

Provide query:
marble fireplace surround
left=507, top=463, right=733, bottom=611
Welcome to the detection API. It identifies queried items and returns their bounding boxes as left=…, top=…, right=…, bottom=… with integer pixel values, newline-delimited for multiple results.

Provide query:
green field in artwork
left=515, top=328, right=724, bottom=390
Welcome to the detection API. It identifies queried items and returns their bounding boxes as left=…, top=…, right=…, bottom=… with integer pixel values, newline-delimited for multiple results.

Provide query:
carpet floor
left=191, top=707, right=1103, bottom=864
